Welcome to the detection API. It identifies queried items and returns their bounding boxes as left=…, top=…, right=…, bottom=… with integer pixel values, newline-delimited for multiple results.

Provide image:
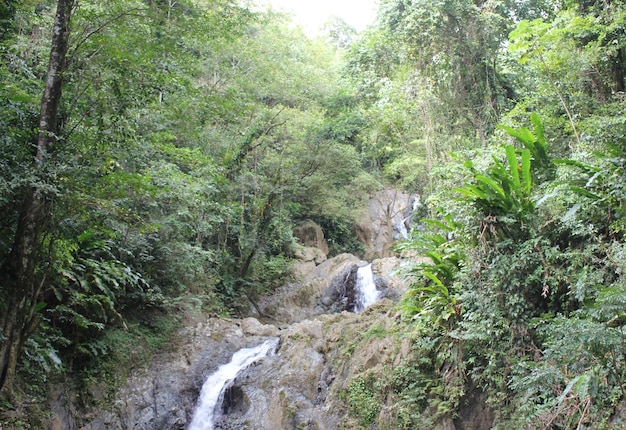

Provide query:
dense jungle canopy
left=1, top=0, right=625, bottom=427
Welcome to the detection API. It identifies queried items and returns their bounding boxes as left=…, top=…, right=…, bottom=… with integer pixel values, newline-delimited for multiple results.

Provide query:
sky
left=262, top=0, right=379, bottom=36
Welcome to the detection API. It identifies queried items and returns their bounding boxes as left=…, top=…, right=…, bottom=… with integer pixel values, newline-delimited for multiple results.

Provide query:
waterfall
left=188, top=338, right=279, bottom=430
left=354, top=264, right=380, bottom=313
left=393, top=212, right=409, bottom=240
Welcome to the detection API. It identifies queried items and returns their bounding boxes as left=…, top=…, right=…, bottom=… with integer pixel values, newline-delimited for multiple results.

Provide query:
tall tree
left=0, top=0, right=74, bottom=396
left=378, top=0, right=514, bottom=146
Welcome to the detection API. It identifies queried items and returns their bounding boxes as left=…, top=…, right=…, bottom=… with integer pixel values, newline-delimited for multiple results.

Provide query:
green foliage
left=377, top=0, right=516, bottom=146
left=2, top=0, right=626, bottom=425
left=397, top=105, right=626, bottom=427
left=508, top=303, right=626, bottom=428
left=452, top=116, right=554, bottom=244
left=499, top=112, right=552, bottom=176
left=347, top=373, right=382, bottom=428
left=19, top=330, right=66, bottom=393
left=315, top=214, right=366, bottom=256
left=398, top=217, right=462, bottom=329
left=72, top=313, right=179, bottom=413
left=455, top=145, right=534, bottom=218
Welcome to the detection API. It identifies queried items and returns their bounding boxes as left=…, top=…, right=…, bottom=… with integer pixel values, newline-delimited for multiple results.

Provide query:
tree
left=378, top=0, right=515, bottom=147
left=506, top=2, right=626, bottom=153
left=322, top=16, right=358, bottom=49
left=0, top=0, right=74, bottom=396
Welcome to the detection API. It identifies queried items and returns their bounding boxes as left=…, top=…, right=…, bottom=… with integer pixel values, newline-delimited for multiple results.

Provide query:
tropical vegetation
left=0, top=0, right=624, bottom=427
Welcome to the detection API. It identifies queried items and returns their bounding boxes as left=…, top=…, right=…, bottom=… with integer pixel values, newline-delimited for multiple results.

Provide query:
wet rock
left=317, top=262, right=391, bottom=314
left=77, top=317, right=272, bottom=430
left=258, top=253, right=361, bottom=323
left=318, top=263, right=360, bottom=312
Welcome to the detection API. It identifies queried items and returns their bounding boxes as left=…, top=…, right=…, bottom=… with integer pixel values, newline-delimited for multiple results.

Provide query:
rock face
left=257, top=253, right=361, bottom=323
left=356, top=189, right=418, bottom=260
left=76, top=317, right=279, bottom=430
left=218, top=302, right=401, bottom=430
left=256, top=253, right=405, bottom=323
left=291, top=219, right=330, bottom=283
left=317, top=263, right=389, bottom=313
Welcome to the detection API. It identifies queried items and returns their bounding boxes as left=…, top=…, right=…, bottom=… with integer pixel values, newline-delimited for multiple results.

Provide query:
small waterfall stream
left=354, top=263, right=380, bottom=313
left=188, top=338, right=279, bottom=430
left=393, top=212, right=409, bottom=240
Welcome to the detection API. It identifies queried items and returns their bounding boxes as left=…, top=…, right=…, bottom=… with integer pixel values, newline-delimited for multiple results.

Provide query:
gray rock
left=241, top=317, right=280, bottom=337
left=293, top=220, right=330, bottom=257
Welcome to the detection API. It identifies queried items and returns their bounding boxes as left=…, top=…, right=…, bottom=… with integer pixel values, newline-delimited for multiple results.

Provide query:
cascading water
left=354, top=264, right=380, bottom=313
left=393, top=212, right=409, bottom=240
left=188, top=338, right=279, bottom=430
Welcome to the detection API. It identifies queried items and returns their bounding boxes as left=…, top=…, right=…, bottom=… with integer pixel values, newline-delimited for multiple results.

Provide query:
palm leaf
left=498, top=124, right=536, bottom=150
left=423, top=272, right=448, bottom=295
left=530, top=113, right=546, bottom=148
left=553, top=158, right=600, bottom=173
left=569, top=185, right=602, bottom=200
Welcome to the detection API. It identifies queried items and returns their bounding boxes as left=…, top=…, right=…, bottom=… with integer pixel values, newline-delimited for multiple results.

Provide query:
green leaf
left=454, top=185, right=488, bottom=200
left=498, top=124, right=536, bottom=150
left=506, top=145, right=521, bottom=197
left=423, top=272, right=448, bottom=294
left=569, top=185, right=602, bottom=200
left=553, top=159, right=600, bottom=172
left=521, top=149, right=532, bottom=195
left=558, top=374, right=583, bottom=404
left=476, top=175, right=506, bottom=199
left=530, top=113, right=546, bottom=149
left=422, top=218, right=456, bottom=232
left=34, top=302, right=48, bottom=313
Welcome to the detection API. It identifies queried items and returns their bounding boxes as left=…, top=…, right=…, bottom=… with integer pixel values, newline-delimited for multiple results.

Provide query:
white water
left=393, top=212, right=409, bottom=240
left=354, top=264, right=380, bottom=313
left=188, top=338, right=279, bottom=430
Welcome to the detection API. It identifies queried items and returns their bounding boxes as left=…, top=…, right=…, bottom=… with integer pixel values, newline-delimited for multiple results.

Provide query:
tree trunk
left=0, top=0, right=74, bottom=396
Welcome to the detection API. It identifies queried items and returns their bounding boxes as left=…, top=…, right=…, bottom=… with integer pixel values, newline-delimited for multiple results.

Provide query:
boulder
left=293, top=244, right=327, bottom=264
left=240, top=317, right=280, bottom=337
left=292, top=244, right=328, bottom=280
left=371, top=256, right=411, bottom=296
left=293, top=220, right=329, bottom=257
left=258, top=253, right=361, bottom=323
